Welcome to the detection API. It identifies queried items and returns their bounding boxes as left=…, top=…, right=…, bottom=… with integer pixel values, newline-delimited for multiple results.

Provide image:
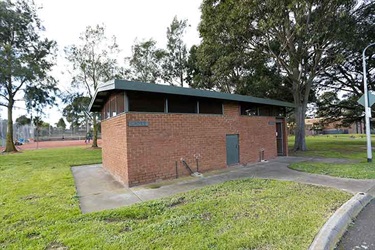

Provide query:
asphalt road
left=336, top=199, right=375, bottom=250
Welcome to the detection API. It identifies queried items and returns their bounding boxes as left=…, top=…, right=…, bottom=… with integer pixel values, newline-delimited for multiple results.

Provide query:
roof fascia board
left=113, top=80, right=294, bottom=108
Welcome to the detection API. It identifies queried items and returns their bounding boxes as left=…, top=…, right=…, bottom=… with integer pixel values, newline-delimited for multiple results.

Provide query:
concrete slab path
left=72, top=156, right=375, bottom=214
left=72, top=165, right=142, bottom=213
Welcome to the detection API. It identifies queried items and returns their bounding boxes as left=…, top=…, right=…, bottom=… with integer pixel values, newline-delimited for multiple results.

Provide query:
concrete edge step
left=309, top=192, right=373, bottom=250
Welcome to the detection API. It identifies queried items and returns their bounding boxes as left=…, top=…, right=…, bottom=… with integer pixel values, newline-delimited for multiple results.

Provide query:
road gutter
left=309, top=192, right=373, bottom=250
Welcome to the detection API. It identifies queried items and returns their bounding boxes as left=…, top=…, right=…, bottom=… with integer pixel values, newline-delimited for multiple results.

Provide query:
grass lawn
left=289, top=134, right=375, bottom=179
left=1, top=147, right=350, bottom=249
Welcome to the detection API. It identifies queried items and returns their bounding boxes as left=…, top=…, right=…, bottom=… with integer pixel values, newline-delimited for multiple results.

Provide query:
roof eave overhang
left=88, top=80, right=116, bottom=112
left=88, top=79, right=295, bottom=113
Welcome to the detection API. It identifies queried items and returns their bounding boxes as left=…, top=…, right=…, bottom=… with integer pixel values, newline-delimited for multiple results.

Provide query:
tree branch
left=0, top=92, right=10, bottom=101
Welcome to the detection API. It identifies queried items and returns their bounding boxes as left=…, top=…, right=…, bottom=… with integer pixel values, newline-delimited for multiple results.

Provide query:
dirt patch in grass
left=167, top=197, right=186, bottom=207
left=85, top=146, right=102, bottom=150
left=46, top=242, right=69, bottom=250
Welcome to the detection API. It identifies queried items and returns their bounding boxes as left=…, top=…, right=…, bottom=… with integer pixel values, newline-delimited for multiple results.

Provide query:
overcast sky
left=34, top=0, right=202, bottom=53
left=1, top=0, right=202, bottom=124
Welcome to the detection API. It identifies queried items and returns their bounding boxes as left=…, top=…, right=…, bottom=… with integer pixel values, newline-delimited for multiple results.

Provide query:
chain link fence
left=0, top=120, right=100, bottom=147
left=30, top=126, right=98, bottom=141
left=0, top=119, right=5, bottom=147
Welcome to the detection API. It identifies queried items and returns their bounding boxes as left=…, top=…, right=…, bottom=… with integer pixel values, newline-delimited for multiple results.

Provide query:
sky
left=0, top=0, right=202, bottom=125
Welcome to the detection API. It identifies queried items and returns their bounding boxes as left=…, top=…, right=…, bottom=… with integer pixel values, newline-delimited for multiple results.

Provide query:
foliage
left=198, top=0, right=362, bottom=152
left=186, top=45, right=214, bottom=89
left=15, top=115, right=31, bottom=127
left=62, top=96, right=90, bottom=131
left=127, top=39, right=166, bottom=83
left=0, top=0, right=56, bottom=152
left=316, top=92, right=364, bottom=128
left=56, top=117, right=66, bottom=131
left=319, top=2, right=375, bottom=95
left=65, top=24, right=120, bottom=98
left=65, top=24, right=119, bottom=147
left=194, top=0, right=293, bottom=98
left=0, top=147, right=349, bottom=249
left=24, top=83, right=58, bottom=115
left=191, top=37, right=289, bottom=100
left=288, top=134, right=375, bottom=179
left=162, top=16, right=189, bottom=87
left=32, top=116, right=43, bottom=142
left=316, top=2, right=375, bottom=125
left=41, top=121, right=50, bottom=129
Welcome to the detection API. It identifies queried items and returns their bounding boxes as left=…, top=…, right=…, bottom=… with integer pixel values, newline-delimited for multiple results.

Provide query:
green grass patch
left=1, top=147, right=350, bottom=249
left=288, top=134, right=375, bottom=179
left=290, top=162, right=375, bottom=179
left=289, top=134, right=370, bottom=160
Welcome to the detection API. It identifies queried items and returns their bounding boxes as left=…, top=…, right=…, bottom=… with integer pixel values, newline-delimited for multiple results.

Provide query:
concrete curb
left=309, top=192, right=373, bottom=250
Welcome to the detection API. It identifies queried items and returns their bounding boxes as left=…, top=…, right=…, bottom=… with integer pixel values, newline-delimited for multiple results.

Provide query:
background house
left=305, top=118, right=364, bottom=135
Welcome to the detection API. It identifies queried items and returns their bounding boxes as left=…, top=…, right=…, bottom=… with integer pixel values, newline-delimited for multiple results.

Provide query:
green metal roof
left=89, top=79, right=295, bottom=112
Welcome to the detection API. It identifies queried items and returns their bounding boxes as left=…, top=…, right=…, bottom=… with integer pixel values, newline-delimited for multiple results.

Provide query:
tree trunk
left=36, top=127, right=39, bottom=149
left=91, top=113, right=98, bottom=148
left=293, top=104, right=307, bottom=151
left=4, top=98, right=17, bottom=152
left=180, top=72, right=184, bottom=87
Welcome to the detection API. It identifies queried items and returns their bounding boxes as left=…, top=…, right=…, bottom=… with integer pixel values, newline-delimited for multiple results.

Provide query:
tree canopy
left=127, top=39, right=166, bottom=83
left=65, top=24, right=119, bottom=147
left=15, top=115, right=31, bottom=127
left=0, top=0, right=57, bottom=152
left=56, top=117, right=66, bottom=131
left=62, top=95, right=90, bottom=132
left=316, top=2, right=375, bottom=126
left=197, top=0, right=368, bottom=151
left=162, top=16, right=189, bottom=87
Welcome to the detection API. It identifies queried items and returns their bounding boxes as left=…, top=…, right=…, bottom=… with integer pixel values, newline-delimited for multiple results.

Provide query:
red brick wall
left=101, top=114, right=129, bottom=186
left=101, top=102, right=284, bottom=187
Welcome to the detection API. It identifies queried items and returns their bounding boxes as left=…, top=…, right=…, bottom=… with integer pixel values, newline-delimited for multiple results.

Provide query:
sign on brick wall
left=128, top=121, right=149, bottom=127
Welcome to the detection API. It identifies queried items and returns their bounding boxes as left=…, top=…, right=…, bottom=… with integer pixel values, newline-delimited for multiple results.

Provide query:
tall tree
left=188, top=5, right=293, bottom=102
left=56, top=117, right=66, bottom=138
left=33, top=116, right=43, bottom=148
left=199, top=0, right=362, bottom=151
left=186, top=46, right=201, bottom=86
left=15, top=115, right=31, bottom=127
left=162, top=16, right=189, bottom=86
left=188, top=43, right=293, bottom=101
left=186, top=45, right=216, bottom=90
left=316, top=2, right=375, bottom=125
left=56, top=117, right=66, bottom=130
left=316, top=92, right=365, bottom=127
left=128, top=39, right=166, bottom=83
left=62, top=96, right=90, bottom=133
left=65, top=24, right=120, bottom=147
left=0, top=0, right=56, bottom=152
left=25, top=84, right=58, bottom=115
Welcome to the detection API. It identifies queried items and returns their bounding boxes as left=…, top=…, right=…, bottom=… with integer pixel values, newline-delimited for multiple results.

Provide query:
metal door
left=226, top=134, right=239, bottom=165
left=276, top=122, right=284, bottom=156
